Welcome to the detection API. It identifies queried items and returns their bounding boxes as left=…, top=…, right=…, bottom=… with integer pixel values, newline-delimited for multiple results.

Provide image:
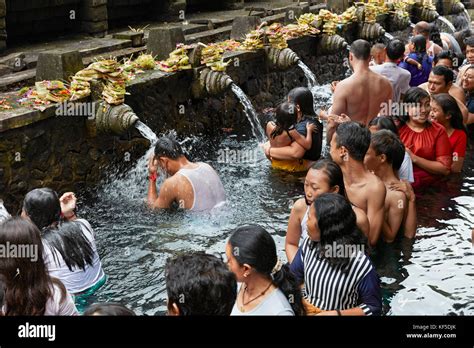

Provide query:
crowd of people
left=0, top=20, right=472, bottom=316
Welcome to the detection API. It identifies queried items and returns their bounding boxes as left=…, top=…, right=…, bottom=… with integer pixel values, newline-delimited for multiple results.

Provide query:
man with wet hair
left=418, top=65, right=468, bottom=122
left=364, top=130, right=417, bottom=243
left=324, top=39, right=392, bottom=133
left=165, top=252, right=237, bottom=316
left=412, top=21, right=442, bottom=57
left=147, top=136, right=226, bottom=211
left=330, top=122, right=386, bottom=247
left=370, top=38, right=411, bottom=103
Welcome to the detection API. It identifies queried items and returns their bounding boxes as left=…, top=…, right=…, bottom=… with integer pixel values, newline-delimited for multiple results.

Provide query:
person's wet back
left=147, top=136, right=226, bottom=211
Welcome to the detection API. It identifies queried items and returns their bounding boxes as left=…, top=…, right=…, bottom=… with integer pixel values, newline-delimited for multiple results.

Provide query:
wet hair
left=431, top=65, right=454, bottom=85
left=154, top=136, right=184, bottom=160
left=270, top=102, right=297, bottom=139
left=431, top=93, right=467, bottom=134
left=228, top=225, right=306, bottom=316
left=0, top=218, right=67, bottom=315
left=312, top=193, right=367, bottom=271
left=287, top=87, right=315, bottom=116
left=370, top=130, right=405, bottom=171
left=429, top=24, right=442, bottom=47
left=411, top=35, right=429, bottom=63
left=386, top=39, right=406, bottom=61
left=371, top=43, right=385, bottom=52
left=464, top=36, right=474, bottom=49
left=310, top=159, right=346, bottom=197
left=165, top=252, right=236, bottom=315
left=334, top=122, right=371, bottom=162
left=84, top=303, right=136, bottom=316
left=350, top=39, right=371, bottom=60
left=368, top=116, right=399, bottom=136
left=22, top=188, right=61, bottom=231
left=400, top=87, right=430, bottom=125
left=42, top=221, right=95, bottom=272
left=433, top=50, right=454, bottom=66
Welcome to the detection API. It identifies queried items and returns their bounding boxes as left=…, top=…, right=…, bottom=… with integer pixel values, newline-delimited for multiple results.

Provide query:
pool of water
left=77, top=86, right=474, bottom=316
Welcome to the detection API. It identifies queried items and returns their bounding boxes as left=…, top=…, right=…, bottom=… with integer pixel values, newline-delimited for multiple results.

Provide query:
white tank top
left=177, top=162, right=226, bottom=211
left=300, top=205, right=310, bottom=244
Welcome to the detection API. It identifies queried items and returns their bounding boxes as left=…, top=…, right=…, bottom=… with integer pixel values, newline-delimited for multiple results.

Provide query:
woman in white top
left=0, top=218, right=77, bottom=315
left=226, top=225, right=305, bottom=316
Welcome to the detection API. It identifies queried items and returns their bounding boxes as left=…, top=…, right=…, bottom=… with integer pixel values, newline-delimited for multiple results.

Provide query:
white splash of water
left=437, top=16, right=456, bottom=33
left=135, top=120, right=158, bottom=145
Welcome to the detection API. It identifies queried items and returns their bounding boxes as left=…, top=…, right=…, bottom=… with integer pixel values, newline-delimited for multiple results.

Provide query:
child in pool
left=265, top=102, right=315, bottom=152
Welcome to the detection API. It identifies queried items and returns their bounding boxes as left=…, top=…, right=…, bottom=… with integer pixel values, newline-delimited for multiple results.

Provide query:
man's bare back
left=332, top=69, right=392, bottom=125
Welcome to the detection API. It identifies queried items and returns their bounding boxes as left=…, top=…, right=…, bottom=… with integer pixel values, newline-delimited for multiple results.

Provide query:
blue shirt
left=294, top=117, right=323, bottom=161
left=399, top=53, right=433, bottom=87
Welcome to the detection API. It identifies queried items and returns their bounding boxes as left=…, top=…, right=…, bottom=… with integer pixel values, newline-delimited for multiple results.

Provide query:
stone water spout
left=413, top=3, right=439, bottom=22
left=265, top=47, right=300, bottom=70
left=316, top=34, right=348, bottom=56
left=358, top=22, right=386, bottom=41
left=95, top=103, right=139, bottom=135
left=198, top=68, right=234, bottom=96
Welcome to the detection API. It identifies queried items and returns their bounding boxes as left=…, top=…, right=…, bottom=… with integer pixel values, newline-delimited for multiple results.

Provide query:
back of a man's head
left=335, top=122, right=371, bottom=162
left=154, top=136, right=184, bottom=160
left=350, top=39, right=371, bottom=61
left=431, top=65, right=454, bottom=85
left=165, top=252, right=237, bottom=315
left=414, top=21, right=430, bottom=36
left=386, top=39, right=406, bottom=61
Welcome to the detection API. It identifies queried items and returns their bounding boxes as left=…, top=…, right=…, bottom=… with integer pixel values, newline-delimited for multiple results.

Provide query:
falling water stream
left=297, top=60, right=318, bottom=88
left=437, top=15, right=456, bottom=33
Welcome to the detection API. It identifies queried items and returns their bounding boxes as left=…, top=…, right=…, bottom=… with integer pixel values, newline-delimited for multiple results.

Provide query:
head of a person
left=364, top=130, right=405, bottom=174
left=226, top=225, right=305, bottom=315
left=402, top=87, right=431, bottom=127
left=428, top=65, right=454, bottom=95
left=287, top=87, right=315, bottom=116
left=271, top=102, right=298, bottom=139
left=464, top=36, right=474, bottom=64
left=0, top=218, right=54, bottom=315
left=349, top=39, right=371, bottom=67
left=21, top=188, right=60, bottom=231
left=84, top=303, right=136, bottom=316
left=430, top=93, right=467, bottom=133
left=304, top=159, right=345, bottom=206
left=154, top=136, right=185, bottom=175
left=330, top=122, right=371, bottom=165
left=306, top=193, right=367, bottom=268
left=454, top=29, right=472, bottom=53
left=429, top=24, right=442, bottom=47
left=386, top=39, right=406, bottom=62
left=165, top=252, right=236, bottom=316
left=461, top=65, right=474, bottom=92
left=371, top=43, right=386, bottom=65
left=413, top=21, right=430, bottom=38
left=433, top=50, right=455, bottom=69
left=368, top=116, right=399, bottom=135
left=410, top=35, right=427, bottom=55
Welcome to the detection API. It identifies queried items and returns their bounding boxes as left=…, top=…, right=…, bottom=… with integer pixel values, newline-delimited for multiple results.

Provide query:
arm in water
left=147, top=155, right=177, bottom=209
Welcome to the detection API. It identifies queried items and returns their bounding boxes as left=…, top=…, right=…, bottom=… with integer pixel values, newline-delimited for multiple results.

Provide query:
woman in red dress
left=399, top=88, right=452, bottom=190
left=430, top=93, right=468, bottom=173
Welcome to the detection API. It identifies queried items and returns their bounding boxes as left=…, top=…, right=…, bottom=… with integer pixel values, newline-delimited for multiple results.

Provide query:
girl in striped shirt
left=290, top=193, right=382, bottom=316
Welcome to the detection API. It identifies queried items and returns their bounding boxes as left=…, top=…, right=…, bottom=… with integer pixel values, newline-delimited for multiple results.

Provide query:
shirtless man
left=364, top=130, right=417, bottom=243
left=418, top=65, right=469, bottom=123
left=327, top=39, right=392, bottom=126
left=147, top=136, right=226, bottom=211
left=410, top=21, right=442, bottom=57
left=330, top=122, right=386, bottom=247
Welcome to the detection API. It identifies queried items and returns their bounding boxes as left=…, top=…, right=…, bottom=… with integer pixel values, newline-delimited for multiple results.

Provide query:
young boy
left=370, top=43, right=386, bottom=66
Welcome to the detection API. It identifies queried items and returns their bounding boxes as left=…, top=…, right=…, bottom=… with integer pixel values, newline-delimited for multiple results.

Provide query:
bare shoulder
left=368, top=173, right=386, bottom=195
left=292, top=197, right=308, bottom=214
left=386, top=187, right=406, bottom=206
left=418, top=82, right=428, bottom=91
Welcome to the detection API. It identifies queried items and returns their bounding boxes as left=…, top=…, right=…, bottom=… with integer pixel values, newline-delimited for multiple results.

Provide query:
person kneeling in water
left=147, top=136, right=226, bottom=211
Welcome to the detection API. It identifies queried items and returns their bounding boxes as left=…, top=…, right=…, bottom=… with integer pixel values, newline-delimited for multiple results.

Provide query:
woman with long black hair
left=21, top=188, right=106, bottom=310
left=226, top=225, right=305, bottom=315
left=290, top=193, right=381, bottom=316
left=0, top=218, right=78, bottom=315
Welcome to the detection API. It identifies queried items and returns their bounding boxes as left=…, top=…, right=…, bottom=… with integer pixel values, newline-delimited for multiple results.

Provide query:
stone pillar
left=0, top=0, right=6, bottom=52
left=81, top=0, right=108, bottom=38
left=327, top=0, right=350, bottom=13
left=36, top=50, right=84, bottom=82
left=147, top=26, right=185, bottom=60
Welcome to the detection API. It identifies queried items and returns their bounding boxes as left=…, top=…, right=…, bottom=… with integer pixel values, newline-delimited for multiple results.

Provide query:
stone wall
left=5, top=0, right=83, bottom=43
left=0, top=37, right=345, bottom=212
left=107, top=0, right=154, bottom=29
left=0, top=0, right=5, bottom=52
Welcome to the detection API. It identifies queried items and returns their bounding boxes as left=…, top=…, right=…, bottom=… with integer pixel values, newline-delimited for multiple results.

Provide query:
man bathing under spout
left=146, top=136, right=226, bottom=211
